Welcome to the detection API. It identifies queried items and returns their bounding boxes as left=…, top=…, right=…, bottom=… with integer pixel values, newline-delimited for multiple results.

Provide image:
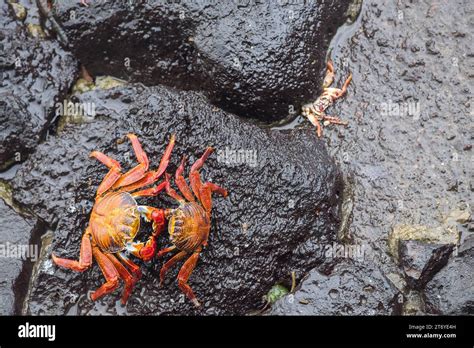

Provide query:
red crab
left=302, top=59, right=352, bottom=137
left=52, top=134, right=174, bottom=304
left=139, top=148, right=228, bottom=307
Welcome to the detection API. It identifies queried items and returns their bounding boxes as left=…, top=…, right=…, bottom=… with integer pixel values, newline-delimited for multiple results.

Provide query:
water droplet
left=328, top=289, right=339, bottom=299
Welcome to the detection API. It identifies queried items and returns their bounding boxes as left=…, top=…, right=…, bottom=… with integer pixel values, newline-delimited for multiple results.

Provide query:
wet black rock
left=0, top=95, right=36, bottom=170
left=12, top=84, right=343, bottom=315
left=268, top=260, right=398, bottom=315
left=318, top=0, right=472, bottom=315
left=0, top=198, right=40, bottom=315
left=398, top=240, right=454, bottom=289
left=0, top=1, right=78, bottom=170
left=52, top=0, right=351, bottom=122
left=424, top=243, right=474, bottom=315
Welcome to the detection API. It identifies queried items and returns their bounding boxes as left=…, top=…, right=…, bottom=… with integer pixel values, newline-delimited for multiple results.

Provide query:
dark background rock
left=12, top=84, right=344, bottom=315
left=51, top=0, right=352, bottom=122
left=268, top=260, right=398, bottom=315
left=458, top=234, right=474, bottom=257
left=0, top=1, right=78, bottom=170
left=0, top=95, right=36, bottom=170
left=0, top=198, right=43, bottom=315
left=398, top=240, right=454, bottom=289
left=424, top=239, right=474, bottom=315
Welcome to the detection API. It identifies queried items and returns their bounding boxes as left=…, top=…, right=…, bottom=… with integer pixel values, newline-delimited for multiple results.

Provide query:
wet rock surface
left=268, top=0, right=473, bottom=314
left=0, top=1, right=78, bottom=170
left=402, top=290, right=426, bottom=316
left=398, top=240, right=454, bottom=289
left=0, top=0, right=471, bottom=316
left=0, top=197, right=40, bottom=315
left=51, top=0, right=352, bottom=122
left=269, top=260, right=398, bottom=315
left=425, top=239, right=474, bottom=315
left=0, top=95, right=35, bottom=170
left=12, top=84, right=343, bottom=315
left=389, top=222, right=458, bottom=289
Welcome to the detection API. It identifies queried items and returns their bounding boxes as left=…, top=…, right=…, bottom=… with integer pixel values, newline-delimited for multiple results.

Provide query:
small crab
left=52, top=134, right=175, bottom=304
left=302, top=60, right=352, bottom=137
left=141, top=148, right=228, bottom=307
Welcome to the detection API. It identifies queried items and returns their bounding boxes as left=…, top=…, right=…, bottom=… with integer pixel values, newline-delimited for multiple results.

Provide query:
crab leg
left=199, top=182, right=228, bottom=215
left=189, top=147, right=214, bottom=201
left=104, top=253, right=137, bottom=304
left=178, top=250, right=202, bottom=307
left=323, top=59, right=335, bottom=88
left=52, top=228, right=92, bottom=272
left=117, top=252, right=141, bottom=281
left=156, top=245, right=176, bottom=258
left=89, top=151, right=122, bottom=196
left=131, top=181, right=167, bottom=198
left=164, top=173, right=185, bottom=203
left=159, top=250, right=187, bottom=285
left=112, top=134, right=150, bottom=189
left=120, top=134, right=175, bottom=192
left=339, top=73, right=352, bottom=97
left=90, top=247, right=119, bottom=301
left=305, top=112, right=323, bottom=138
left=175, top=156, right=196, bottom=202
left=322, top=115, right=348, bottom=125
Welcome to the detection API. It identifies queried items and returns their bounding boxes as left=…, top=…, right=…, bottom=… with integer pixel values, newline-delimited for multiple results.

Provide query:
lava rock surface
left=268, top=0, right=472, bottom=315
left=398, top=240, right=454, bottom=289
left=51, top=0, right=351, bottom=122
left=269, top=259, right=398, bottom=315
left=12, top=84, right=343, bottom=315
left=0, top=198, right=40, bottom=315
left=0, top=1, right=78, bottom=170
left=425, top=239, right=474, bottom=315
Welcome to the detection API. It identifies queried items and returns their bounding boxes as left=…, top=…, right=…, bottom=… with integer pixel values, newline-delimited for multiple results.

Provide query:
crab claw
left=128, top=238, right=156, bottom=262
left=137, top=206, right=167, bottom=234
left=132, top=206, right=169, bottom=261
left=139, top=239, right=157, bottom=262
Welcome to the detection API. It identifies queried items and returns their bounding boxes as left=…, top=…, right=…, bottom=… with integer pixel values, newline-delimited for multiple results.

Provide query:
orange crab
left=52, top=134, right=175, bottom=304
left=140, top=148, right=228, bottom=307
left=302, top=59, right=352, bottom=137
